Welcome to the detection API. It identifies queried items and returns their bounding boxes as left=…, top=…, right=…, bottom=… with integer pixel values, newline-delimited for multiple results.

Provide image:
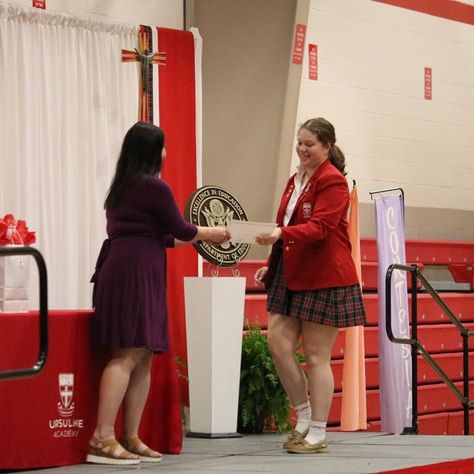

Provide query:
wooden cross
left=122, top=29, right=166, bottom=123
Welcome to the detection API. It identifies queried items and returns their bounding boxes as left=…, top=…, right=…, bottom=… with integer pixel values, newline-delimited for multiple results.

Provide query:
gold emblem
left=185, top=186, right=250, bottom=267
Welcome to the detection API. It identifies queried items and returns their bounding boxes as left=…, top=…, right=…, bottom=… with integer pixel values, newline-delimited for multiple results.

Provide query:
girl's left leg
left=301, top=322, right=339, bottom=424
left=287, top=322, right=338, bottom=453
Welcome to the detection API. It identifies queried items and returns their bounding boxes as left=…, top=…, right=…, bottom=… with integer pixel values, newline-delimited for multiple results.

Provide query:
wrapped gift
left=0, top=299, right=30, bottom=313
left=0, top=215, right=36, bottom=313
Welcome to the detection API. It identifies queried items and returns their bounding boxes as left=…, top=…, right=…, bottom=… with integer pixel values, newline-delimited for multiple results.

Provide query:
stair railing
left=0, top=246, right=48, bottom=381
left=386, top=263, right=474, bottom=435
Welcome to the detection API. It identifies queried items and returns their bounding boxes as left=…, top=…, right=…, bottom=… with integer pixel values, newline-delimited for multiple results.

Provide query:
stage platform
left=13, top=432, right=474, bottom=474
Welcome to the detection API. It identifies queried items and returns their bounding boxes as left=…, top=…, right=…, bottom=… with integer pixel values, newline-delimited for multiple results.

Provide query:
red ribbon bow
left=0, top=214, right=36, bottom=245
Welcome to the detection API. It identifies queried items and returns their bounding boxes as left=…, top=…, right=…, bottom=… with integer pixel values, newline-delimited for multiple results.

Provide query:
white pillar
left=184, top=277, right=245, bottom=437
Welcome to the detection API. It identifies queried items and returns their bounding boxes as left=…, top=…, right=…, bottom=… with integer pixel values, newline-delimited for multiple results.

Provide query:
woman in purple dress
left=87, top=122, right=229, bottom=466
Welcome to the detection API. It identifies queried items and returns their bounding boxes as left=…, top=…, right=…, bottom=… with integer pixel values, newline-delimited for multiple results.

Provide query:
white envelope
left=227, top=220, right=276, bottom=244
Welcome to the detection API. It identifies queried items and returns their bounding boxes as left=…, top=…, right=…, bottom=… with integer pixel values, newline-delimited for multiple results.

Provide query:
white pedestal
left=184, top=277, right=246, bottom=438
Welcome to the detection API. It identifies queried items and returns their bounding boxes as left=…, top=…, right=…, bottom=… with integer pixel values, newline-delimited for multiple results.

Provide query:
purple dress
left=91, top=177, right=197, bottom=353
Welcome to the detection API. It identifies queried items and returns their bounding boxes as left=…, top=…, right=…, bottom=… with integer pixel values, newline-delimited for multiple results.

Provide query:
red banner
left=308, top=44, right=318, bottom=80
left=292, top=23, right=306, bottom=64
left=157, top=26, right=198, bottom=408
left=424, top=67, right=432, bottom=100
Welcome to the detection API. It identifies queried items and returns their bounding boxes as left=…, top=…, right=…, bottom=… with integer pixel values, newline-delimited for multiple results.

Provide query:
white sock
left=294, top=401, right=311, bottom=434
left=304, top=420, right=327, bottom=445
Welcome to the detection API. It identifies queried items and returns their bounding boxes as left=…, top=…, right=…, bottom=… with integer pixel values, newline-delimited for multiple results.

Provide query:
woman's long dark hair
left=299, top=117, right=347, bottom=175
left=104, top=122, right=165, bottom=209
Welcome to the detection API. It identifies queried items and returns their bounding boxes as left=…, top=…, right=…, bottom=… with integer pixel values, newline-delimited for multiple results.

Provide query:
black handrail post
left=462, top=333, right=469, bottom=435
left=385, top=266, right=395, bottom=343
left=411, top=265, right=419, bottom=433
left=386, top=262, right=473, bottom=436
left=34, top=248, right=48, bottom=374
left=0, top=246, right=48, bottom=381
left=386, top=264, right=417, bottom=434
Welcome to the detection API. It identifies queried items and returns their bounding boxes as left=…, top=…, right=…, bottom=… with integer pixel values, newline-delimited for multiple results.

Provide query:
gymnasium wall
left=293, top=0, right=474, bottom=239
left=8, top=0, right=474, bottom=243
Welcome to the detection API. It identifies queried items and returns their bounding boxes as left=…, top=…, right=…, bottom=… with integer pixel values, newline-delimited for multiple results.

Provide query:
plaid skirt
left=267, top=256, right=366, bottom=328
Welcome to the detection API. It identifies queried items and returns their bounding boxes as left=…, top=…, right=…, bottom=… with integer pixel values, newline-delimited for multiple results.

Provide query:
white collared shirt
left=283, top=167, right=308, bottom=226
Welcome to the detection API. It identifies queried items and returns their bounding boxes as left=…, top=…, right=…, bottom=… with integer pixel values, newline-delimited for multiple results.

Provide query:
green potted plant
left=238, top=321, right=304, bottom=434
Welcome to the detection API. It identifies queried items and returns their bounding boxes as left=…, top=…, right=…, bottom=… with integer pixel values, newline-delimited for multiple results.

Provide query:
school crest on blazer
left=302, top=202, right=312, bottom=220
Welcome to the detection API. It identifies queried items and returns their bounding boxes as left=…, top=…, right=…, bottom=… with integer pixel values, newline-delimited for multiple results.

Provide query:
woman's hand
left=254, top=266, right=268, bottom=288
left=255, top=227, right=282, bottom=246
left=206, top=226, right=230, bottom=244
left=195, top=225, right=230, bottom=244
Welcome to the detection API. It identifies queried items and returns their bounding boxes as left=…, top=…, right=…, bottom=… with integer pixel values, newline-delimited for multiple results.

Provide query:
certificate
left=227, top=220, right=276, bottom=244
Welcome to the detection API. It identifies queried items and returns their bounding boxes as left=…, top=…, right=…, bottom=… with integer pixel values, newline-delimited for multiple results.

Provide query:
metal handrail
left=0, top=246, right=48, bottom=381
left=386, top=263, right=474, bottom=435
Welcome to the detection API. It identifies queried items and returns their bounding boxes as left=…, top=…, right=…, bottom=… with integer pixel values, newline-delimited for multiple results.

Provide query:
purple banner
left=375, top=194, right=412, bottom=434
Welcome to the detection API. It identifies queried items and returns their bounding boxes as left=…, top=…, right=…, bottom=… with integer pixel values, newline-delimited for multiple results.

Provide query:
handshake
left=198, top=226, right=231, bottom=245
left=197, top=224, right=282, bottom=247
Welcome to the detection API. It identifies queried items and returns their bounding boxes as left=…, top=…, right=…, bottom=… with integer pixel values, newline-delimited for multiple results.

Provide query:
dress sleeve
left=164, top=234, right=176, bottom=247
left=152, top=179, right=198, bottom=242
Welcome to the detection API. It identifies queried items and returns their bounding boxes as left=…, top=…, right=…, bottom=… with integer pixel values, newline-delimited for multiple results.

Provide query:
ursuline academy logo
left=57, top=373, right=74, bottom=416
left=48, top=373, right=84, bottom=438
left=185, top=186, right=250, bottom=267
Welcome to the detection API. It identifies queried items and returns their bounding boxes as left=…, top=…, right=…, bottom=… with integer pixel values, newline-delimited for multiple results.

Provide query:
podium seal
left=185, top=186, right=250, bottom=267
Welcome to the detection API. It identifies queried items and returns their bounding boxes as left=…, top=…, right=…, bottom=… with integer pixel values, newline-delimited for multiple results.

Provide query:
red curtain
left=140, top=27, right=199, bottom=453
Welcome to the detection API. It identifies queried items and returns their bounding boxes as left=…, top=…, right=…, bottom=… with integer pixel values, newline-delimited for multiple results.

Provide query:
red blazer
left=266, top=159, right=359, bottom=291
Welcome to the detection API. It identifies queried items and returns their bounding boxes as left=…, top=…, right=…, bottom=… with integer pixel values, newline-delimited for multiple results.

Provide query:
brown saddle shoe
left=282, top=429, right=309, bottom=449
left=287, top=438, right=328, bottom=454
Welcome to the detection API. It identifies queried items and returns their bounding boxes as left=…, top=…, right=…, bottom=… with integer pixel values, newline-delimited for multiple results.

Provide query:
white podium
left=184, top=277, right=246, bottom=438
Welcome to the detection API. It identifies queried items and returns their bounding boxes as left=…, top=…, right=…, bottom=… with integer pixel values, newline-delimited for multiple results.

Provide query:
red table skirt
left=0, top=310, right=183, bottom=470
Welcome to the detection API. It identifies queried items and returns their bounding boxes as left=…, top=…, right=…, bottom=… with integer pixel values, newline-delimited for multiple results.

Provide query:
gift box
left=0, top=299, right=30, bottom=313
left=0, top=215, right=36, bottom=313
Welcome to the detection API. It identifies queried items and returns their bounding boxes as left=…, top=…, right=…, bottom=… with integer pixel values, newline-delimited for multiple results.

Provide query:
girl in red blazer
left=255, top=117, right=365, bottom=454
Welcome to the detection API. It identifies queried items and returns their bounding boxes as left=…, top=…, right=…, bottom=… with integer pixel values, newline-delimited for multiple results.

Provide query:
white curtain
left=0, top=1, right=139, bottom=309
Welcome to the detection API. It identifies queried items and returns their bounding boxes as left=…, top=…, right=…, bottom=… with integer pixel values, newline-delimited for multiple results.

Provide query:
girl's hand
left=255, top=227, right=282, bottom=246
left=254, top=266, right=268, bottom=287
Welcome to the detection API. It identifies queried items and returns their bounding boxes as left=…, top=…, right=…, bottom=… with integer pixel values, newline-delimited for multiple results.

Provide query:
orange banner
left=340, top=184, right=367, bottom=431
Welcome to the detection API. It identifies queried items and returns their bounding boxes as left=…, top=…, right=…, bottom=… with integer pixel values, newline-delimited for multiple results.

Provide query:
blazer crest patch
left=303, top=202, right=312, bottom=220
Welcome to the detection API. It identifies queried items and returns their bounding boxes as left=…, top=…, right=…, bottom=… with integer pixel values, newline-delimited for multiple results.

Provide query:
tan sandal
left=86, top=437, right=140, bottom=465
left=287, top=438, right=328, bottom=454
left=120, top=436, right=163, bottom=463
left=283, top=429, right=309, bottom=449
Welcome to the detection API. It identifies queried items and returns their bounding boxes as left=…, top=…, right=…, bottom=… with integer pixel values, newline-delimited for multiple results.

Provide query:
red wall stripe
left=374, top=0, right=474, bottom=25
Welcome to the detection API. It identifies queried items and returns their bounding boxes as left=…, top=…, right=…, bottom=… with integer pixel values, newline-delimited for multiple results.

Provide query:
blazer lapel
left=276, top=175, right=296, bottom=224
left=287, top=159, right=330, bottom=225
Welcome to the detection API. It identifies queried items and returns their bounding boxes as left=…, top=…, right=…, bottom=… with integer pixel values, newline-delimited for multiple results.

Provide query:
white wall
left=293, top=0, right=474, bottom=213
left=6, top=0, right=183, bottom=28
